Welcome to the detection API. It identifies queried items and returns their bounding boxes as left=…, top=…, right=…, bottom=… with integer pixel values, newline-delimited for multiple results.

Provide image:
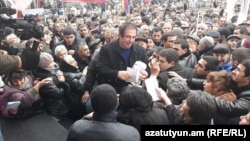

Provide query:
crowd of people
left=0, top=0, right=250, bottom=140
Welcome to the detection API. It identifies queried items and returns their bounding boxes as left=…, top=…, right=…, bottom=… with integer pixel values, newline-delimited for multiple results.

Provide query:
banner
left=237, top=0, right=250, bottom=25
left=62, top=0, right=106, bottom=3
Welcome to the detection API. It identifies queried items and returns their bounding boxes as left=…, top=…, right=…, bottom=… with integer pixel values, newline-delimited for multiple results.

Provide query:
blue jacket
left=219, top=61, right=232, bottom=73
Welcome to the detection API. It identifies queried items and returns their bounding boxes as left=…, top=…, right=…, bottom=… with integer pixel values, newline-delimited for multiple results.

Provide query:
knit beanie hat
left=38, top=52, right=54, bottom=68
left=91, top=84, right=117, bottom=114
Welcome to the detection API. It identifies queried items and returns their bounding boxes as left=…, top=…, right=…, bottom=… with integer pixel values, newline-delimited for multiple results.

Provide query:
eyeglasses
left=197, top=28, right=204, bottom=30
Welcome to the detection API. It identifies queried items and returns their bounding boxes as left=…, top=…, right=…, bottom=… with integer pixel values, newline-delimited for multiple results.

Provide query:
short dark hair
left=142, top=16, right=151, bottom=25
left=119, top=22, right=137, bottom=37
left=241, top=59, right=250, bottom=76
left=174, top=39, right=189, bottom=50
left=161, top=32, right=176, bottom=41
left=218, top=27, right=231, bottom=38
left=152, top=27, right=163, bottom=34
left=202, top=56, right=219, bottom=71
left=232, top=48, right=250, bottom=64
left=159, top=48, right=179, bottom=64
left=234, top=26, right=248, bottom=35
left=186, top=90, right=217, bottom=124
left=8, top=69, right=26, bottom=82
left=119, top=86, right=153, bottom=112
left=62, top=26, right=76, bottom=35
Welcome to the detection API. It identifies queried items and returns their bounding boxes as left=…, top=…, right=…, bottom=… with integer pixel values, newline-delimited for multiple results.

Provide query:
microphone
left=0, top=7, right=16, bottom=15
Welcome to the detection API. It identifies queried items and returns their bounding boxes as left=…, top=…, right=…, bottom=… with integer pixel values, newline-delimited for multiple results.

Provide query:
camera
left=0, top=5, right=44, bottom=40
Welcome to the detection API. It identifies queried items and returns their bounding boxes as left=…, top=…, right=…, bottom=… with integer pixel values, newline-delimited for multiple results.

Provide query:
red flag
left=62, top=0, right=106, bottom=3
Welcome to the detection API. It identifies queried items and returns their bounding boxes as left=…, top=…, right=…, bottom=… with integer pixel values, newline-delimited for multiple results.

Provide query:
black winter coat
left=97, top=40, right=149, bottom=93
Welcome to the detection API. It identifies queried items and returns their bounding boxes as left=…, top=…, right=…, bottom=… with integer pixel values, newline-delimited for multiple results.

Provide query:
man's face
left=79, top=27, right=89, bottom=37
left=163, top=24, right=172, bottom=33
left=152, top=31, right=162, bottom=44
left=185, top=10, right=191, bottom=16
left=119, top=28, right=137, bottom=49
left=105, top=33, right=113, bottom=44
left=54, top=23, right=62, bottom=32
left=158, top=56, right=173, bottom=71
left=147, top=39, right=155, bottom=49
left=213, top=53, right=230, bottom=65
left=196, top=27, right=205, bottom=36
left=205, top=24, right=212, bottom=31
left=63, top=34, right=76, bottom=46
left=134, top=16, right=142, bottom=26
left=163, top=36, right=177, bottom=49
left=232, top=64, right=248, bottom=86
left=234, top=29, right=241, bottom=36
left=197, top=42, right=205, bottom=51
left=136, top=41, right=147, bottom=49
left=78, top=45, right=90, bottom=58
left=219, top=17, right=226, bottom=27
left=172, top=43, right=186, bottom=57
left=227, top=38, right=239, bottom=50
left=71, top=23, right=77, bottom=31
left=194, top=59, right=208, bottom=77
left=141, top=27, right=149, bottom=37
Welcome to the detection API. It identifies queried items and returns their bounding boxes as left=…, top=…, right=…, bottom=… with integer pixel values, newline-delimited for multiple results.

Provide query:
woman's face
left=203, top=80, right=216, bottom=95
left=11, top=78, right=25, bottom=89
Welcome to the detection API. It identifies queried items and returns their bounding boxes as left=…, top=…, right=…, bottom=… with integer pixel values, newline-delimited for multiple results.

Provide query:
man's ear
left=169, top=61, right=175, bottom=67
left=183, top=48, right=188, bottom=54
